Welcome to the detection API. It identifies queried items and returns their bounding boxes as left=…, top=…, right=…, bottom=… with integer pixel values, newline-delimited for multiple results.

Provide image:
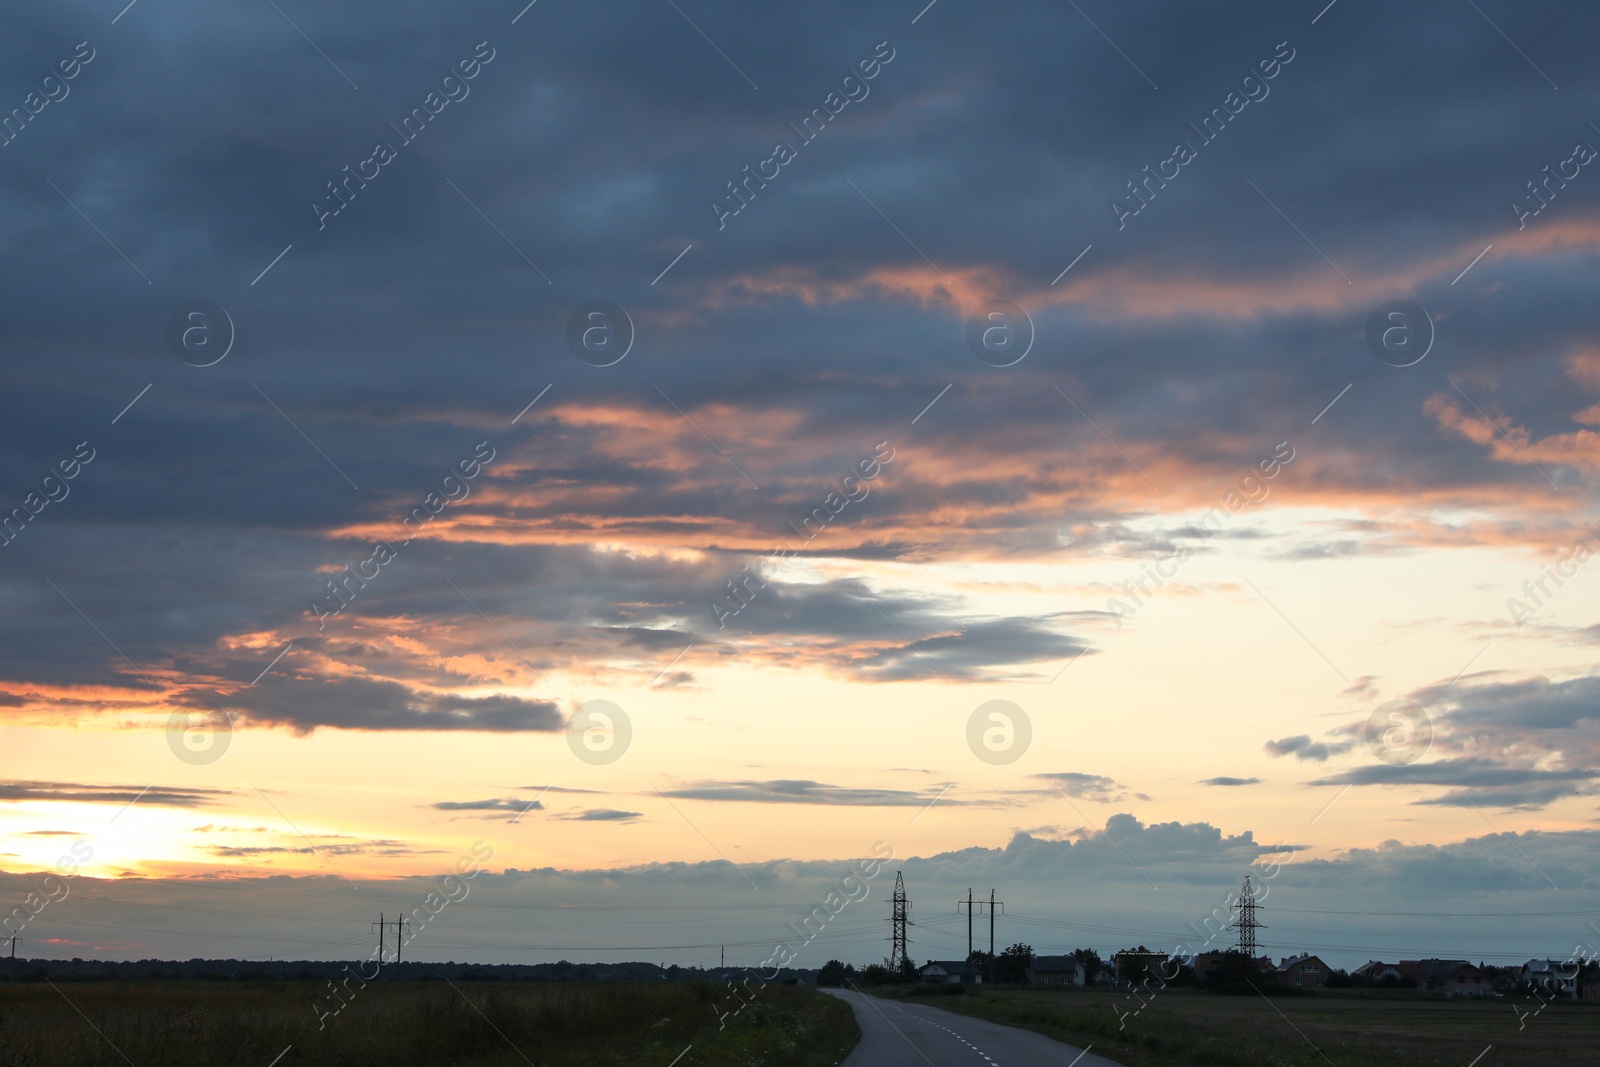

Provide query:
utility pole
left=957, top=888, right=977, bottom=960
left=1227, top=875, right=1264, bottom=958
left=395, top=915, right=410, bottom=963
left=7, top=935, right=17, bottom=959
left=987, top=889, right=1005, bottom=985
left=721, top=945, right=725, bottom=970
left=373, top=914, right=386, bottom=962
left=888, top=871, right=911, bottom=976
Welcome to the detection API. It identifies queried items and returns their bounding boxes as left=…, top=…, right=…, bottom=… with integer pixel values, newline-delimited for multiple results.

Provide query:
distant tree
left=1114, top=946, right=1164, bottom=984
left=995, top=943, right=1034, bottom=984
left=1071, top=948, right=1104, bottom=978
left=817, top=960, right=848, bottom=987
left=868, top=958, right=914, bottom=984
left=861, top=963, right=895, bottom=984
left=1205, top=950, right=1264, bottom=991
left=1325, top=968, right=1352, bottom=988
left=1161, top=960, right=1196, bottom=986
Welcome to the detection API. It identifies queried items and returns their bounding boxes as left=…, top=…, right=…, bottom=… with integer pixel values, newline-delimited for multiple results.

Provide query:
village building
left=919, top=960, right=984, bottom=985
left=1026, top=955, right=1084, bottom=988
left=1276, top=954, right=1333, bottom=989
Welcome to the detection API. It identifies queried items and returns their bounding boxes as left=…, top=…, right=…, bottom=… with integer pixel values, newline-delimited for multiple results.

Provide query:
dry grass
left=0, top=979, right=859, bottom=1067
left=880, top=984, right=1597, bottom=1067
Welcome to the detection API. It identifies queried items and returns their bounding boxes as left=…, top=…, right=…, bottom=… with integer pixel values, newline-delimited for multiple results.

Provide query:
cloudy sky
left=2, top=0, right=1598, bottom=970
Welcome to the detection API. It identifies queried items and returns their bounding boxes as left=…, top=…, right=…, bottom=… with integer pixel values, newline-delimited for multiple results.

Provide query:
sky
left=1, top=0, right=1599, bottom=972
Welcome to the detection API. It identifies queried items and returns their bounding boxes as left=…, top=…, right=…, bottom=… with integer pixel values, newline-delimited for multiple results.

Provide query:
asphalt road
left=823, top=988, right=1128, bottom=1067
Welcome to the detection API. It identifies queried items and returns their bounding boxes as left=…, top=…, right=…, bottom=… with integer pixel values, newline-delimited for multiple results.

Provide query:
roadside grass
left=0, top=979, right=860, bottom=1067
left=874, top=984, right=1596, bottom=1067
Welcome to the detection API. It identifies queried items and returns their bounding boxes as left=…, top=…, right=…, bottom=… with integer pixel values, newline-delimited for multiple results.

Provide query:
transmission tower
left=1227, top=874, right=1265, bottom=957
left=888, top=871, right=912, bottom=975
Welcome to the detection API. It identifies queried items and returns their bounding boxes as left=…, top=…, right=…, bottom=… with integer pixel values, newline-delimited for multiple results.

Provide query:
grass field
left=0, top=979, right=859, bottom=1067
left=881, top=984, right=1597, bottom=1067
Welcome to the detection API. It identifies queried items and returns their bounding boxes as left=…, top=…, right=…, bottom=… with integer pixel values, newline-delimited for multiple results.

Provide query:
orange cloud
left=1426, top=391, right=1600, bottom=477
left=701, top=216, right=1600, bottom=323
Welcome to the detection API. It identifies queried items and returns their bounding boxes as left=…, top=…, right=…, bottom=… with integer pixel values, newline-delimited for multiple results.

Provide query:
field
left=881, top=984, right=1597, bottom=1067
left=0, top=979, right=859, bottom=1067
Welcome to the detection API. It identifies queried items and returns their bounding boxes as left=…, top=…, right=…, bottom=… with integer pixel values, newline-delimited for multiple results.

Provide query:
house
left=1521, top=960, right=1580, bottom=999
left=920, top=960, right=983, bottom=985
left=1395, top=962, right=1434, bottom=988
left=1352, top=961, right=1406, bottom=985
left=1111, top=949, right=1170, bottom=983
left=1192, top=951, right=1231, bottom=984
left=1193, top=951, right=1274, bottom=985
left=1027, top=955, right=1084, bottom=988
left=1275, top=954, right=1333, bottom=989
left=1087, top=965, right=1120, bottom=986
left=1399, top=959, right=1472, bottom=990
left=1443, top=964, right=1493, bottom=997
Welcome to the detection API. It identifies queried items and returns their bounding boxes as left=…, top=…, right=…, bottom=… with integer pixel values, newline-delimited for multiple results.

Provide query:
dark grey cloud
left=843, top=612, right=1092, bottom=683
left=1263, top=672, right=1600, bottom=810
left=208, top=838, right=429, bottom=858
left=0, top=0, right=1595, bottom=750
left=2, top=0, right=1600, bottom=972
left=1306, top=758, right=1600, bottom=812
left=1414, top=673, right=1600, bottom=739
left=553, top=809, right=644, bottom=822
left=658, top=779, right=960, bottom=807
left=7, top=814, right=1600, bottom=966
left=1412, top=782, right=1593, bottom=811
left=1263, top=734, right=1350, bottom=762
left=1198, top=776, right=1261, bottom=786
left=0, top=527, right=1093, bottom=724
left=173, top=675, right=563, bottom=734
left=1306, top=759, right=1598, bottom=789
left=1031, top=772, right=1144, bottom=803
left=431, top=797, right=538, bottom=812
left=0, top=780, right=230, bottom=809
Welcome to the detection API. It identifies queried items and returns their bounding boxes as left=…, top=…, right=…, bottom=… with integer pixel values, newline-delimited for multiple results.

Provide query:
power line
left=1270, top=907, right=1598, bottom=918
